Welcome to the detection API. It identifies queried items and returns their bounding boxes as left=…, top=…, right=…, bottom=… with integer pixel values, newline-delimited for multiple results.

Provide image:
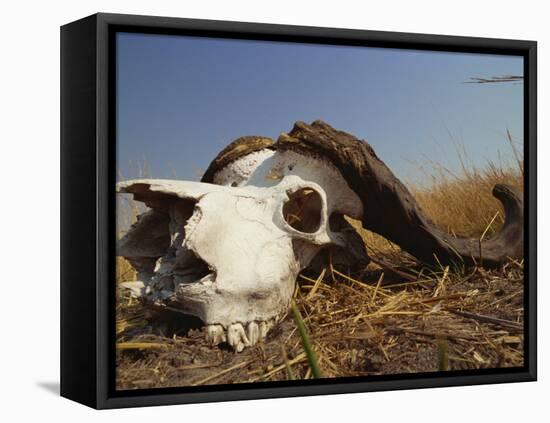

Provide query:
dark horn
left=276, top=120, right=523, bottom=267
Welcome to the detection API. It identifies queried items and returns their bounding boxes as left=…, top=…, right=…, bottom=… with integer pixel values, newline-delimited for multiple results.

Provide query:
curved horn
left=276, top=120, right=523, bottom=267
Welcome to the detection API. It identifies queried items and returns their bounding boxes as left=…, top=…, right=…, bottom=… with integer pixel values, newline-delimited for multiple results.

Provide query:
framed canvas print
left=60, top=13, right=537, bottom=409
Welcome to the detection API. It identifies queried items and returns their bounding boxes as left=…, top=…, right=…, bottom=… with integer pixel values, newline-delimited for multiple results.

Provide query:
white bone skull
left=117, top=119, right=524, bottom=352
left=118, top=149, right=365, bottom=351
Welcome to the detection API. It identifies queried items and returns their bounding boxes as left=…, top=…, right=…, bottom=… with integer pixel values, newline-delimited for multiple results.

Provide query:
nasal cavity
left=283, top=188, right=323, bottom=233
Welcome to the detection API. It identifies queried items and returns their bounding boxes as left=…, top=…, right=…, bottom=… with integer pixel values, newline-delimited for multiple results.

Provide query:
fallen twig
left=447, top=309, right=523, bottom=331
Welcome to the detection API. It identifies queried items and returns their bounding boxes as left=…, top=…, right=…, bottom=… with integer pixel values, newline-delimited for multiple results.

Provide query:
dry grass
left=115, top=144, right=524, bottom=390
left=413, top=164, right=522, bottom=237
left=115, top=259, right=524, bottom=388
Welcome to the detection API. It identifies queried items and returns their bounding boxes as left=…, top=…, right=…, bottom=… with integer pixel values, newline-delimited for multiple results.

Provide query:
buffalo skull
left=117, top=121, right=523, bottom=351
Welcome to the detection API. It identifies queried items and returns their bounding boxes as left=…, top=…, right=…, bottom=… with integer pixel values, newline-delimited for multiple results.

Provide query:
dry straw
left=115, top=139, right=524, bottom=390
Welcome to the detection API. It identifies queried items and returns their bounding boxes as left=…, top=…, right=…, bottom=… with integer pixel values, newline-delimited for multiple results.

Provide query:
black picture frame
left=60, top=12, right=537, bottom=409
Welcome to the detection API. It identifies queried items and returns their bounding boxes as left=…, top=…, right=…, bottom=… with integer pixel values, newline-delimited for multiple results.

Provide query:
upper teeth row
left=205, top=320, right=275, bottom=352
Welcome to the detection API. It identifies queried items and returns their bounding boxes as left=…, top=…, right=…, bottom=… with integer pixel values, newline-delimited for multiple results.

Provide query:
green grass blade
left=291, top=300, right=323, bottom=379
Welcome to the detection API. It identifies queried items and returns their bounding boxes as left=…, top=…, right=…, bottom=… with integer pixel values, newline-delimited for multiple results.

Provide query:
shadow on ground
left=36, top=381, right=60, bottom=396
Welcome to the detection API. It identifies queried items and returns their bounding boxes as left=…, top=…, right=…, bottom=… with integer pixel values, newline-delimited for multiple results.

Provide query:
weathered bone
left=117, top=145, right=365, bottom=351
left=117, top=120, right=523, bottom=351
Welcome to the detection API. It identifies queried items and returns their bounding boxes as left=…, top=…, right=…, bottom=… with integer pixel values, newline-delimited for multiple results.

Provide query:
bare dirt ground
left=115, top=249, right=524, bottom=390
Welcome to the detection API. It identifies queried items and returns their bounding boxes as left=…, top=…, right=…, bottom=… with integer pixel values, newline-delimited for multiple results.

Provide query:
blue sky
left=116, top=32, right=523, bottom=185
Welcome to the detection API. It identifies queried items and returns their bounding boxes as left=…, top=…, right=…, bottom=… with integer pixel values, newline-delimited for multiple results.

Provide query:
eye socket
left=283, top=188, right=323, bottom=233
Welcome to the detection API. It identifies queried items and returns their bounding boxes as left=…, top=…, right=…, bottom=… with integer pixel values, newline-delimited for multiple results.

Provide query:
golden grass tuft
left=116, top=257, right=136, bottom=284
left=413, top=163, right=522, bottom=238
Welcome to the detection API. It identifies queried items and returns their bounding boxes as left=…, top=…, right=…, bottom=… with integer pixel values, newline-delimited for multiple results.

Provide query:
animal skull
left=117, top=121, right=524, bottom=352
left=118, top=149, right=366, bottom=351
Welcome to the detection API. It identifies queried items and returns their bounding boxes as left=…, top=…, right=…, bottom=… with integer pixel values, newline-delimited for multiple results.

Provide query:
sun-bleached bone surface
left=117, top=120, right=525, bottom=351
left=117, top=149, right=367, bottom=351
